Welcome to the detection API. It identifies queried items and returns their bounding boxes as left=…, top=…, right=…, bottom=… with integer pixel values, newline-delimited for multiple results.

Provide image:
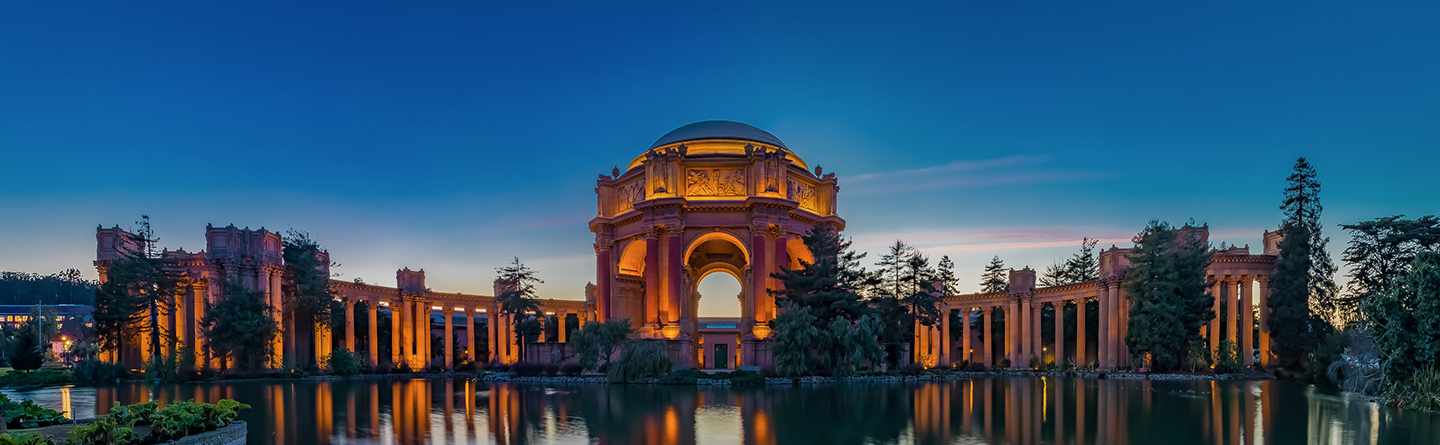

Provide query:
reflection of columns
left=367, top=302, right=378, bottom=367
left=443, top=307, right=454, bottom=369
left=1055, top=302, right=1065, bottom=366
left=466, top=308, right=476, bottom=364
left=1210, top=277, right=1221, bottom=357
left=1076, top=298, right=1087, bottom=367
left=1240, top=275, right=1254, bottom=367
left=344, top=299, right=356, bottom=352
left=1258, top=276, right=1271, bottom=368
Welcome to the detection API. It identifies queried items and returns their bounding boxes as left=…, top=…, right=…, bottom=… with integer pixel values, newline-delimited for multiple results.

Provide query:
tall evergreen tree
left=980, top=256, right=1008, bottom=293
left=1042, top=238, right=1101, bottom=287
left=935, top=256, right=959, bottom=297
left=1123, top=222, right=1214, bottom=371
left=1270, top=158, right=1339, bottom=369
left=877, top=241, right=915, bottom=298
left=901, top=252, right=942, bottom=328
left=282, top=230, right=335, bottom=368
left=202, top=281, right=279, bottom=371
left=772, top=226, right=874, bottom=326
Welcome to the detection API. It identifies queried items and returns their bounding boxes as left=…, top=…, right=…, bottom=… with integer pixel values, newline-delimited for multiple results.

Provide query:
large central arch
left=588, top=120, right=845, bottom=369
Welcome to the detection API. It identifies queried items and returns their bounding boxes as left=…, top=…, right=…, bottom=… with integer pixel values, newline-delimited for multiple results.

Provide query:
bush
left=326, top=350, right=363, bottom=376
left=73, top=359, right=126, bottom=386
left=1214, top=340, right=1242, bottom=373
left=724, top=370, right=765, bottom=387
left=0, top=393, right=67, bottom=429
left=0, top=369, right=74, bottom=388
left=1392, top=365, right=1440, bottom=412
left=106, top=401, right=158, bottom=427
left=67, top=417, right=137, bottom=445
left=1304, top=332, right=1347, bottom=385
left=658, top=368, right=702, bottom=385
left=0, top=432, right=53, bottom=445
left=606, top=342, right=672, bottom=383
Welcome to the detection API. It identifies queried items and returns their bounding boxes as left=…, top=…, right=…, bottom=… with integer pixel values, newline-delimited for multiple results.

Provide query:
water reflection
left=3, top=376, right=1437, bottom=444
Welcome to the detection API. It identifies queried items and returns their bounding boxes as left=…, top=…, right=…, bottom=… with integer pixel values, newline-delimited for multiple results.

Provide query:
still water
left=4, top=376, right=1437, bottom=444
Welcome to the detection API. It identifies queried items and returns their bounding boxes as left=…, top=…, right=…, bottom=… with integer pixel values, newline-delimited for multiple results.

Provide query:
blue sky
left=2, top=1, right=1436, bottom=317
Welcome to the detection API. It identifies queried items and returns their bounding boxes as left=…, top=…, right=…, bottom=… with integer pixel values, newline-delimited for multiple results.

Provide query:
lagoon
left=4, top=376, right=1437, bottom=444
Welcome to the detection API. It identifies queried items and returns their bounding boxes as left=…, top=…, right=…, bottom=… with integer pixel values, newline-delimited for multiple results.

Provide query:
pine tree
left=495, top=257, right=543, bottom=363
left=902, top=252, right=941, bottom=328
left=282, top=230, right=335, bottom=368
left=1270, top=158, right=1339, bottom=369
left=877, top=241, right=915, bottom=298
left=1123, top=222, right=1214, bottom=371
left=935, top=256, right=959, bottom=297
left=772, top=226, right=874, bottom=326
left=980, top=256, right=1008, bottom=293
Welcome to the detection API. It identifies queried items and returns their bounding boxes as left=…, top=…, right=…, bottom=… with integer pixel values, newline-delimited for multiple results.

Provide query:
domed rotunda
left=588, top=120, right=843, bottom=370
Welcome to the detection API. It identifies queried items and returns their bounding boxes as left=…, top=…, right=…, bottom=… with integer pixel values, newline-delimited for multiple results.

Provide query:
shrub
left=0, top=369, right=74, bottom=388
left=67, top=417, right=137, bottom=445
left=998, top=358, right=1011, bottom=369
left=572, top=320, right=632, bottom=372
left=73, top=359, right=126, bottom=386
left=658, top=368, right=702, bottom=385
left=725, top=370, right=765, bottom=387
left=1214, top=340, right=1242, bottom=373
left=0, top=394, right=66, bottom=429
left=606, top=342, right=671, bottom=383
left=0, top=432, right=53, bottom=445
left=106, top=401, right=158, bottom=427
left=1392, top=365, right=1440, bottom=412
left=326, top=350, right=363, bottom=376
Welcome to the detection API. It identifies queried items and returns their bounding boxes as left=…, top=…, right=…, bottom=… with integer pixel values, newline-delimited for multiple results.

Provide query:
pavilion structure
left=95, top=224, right=585, bottom=371
left=588, top=120, right=842, bottom=369
left=917, top=228, right=1282, bottom=370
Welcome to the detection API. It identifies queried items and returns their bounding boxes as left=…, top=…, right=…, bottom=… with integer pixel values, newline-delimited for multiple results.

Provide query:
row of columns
left=1207, top=274, right=1271, bottom=368
left=932, top=288, right=1129, bottom=369
left=333, top=298, right=587, bottom=369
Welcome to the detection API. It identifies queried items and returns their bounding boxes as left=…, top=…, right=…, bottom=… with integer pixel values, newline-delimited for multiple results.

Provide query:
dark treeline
left=0, top=269, right=97, bottom=305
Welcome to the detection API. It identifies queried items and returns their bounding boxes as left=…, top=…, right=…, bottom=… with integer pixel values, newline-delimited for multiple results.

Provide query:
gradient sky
left=2, top=1, right=1436, bottom=317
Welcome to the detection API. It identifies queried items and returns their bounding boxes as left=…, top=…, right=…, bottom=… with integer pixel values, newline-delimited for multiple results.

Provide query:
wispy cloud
left=846, top=154, right=1101, bottom=194
left=850, top=226, right=1137, bottom=255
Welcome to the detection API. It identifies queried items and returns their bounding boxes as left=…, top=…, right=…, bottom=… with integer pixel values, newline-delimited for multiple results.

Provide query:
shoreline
left=480, top=369, right=1275, bottom=386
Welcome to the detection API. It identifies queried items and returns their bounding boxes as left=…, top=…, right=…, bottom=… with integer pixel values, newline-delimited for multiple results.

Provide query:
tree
left=0, top=269, right=97, bottom=305
left=1273, top=158, right=1341, bottom=324
left=771, top=302, right=825, bottom=377
left=980, top=256, right=1008, bottom=293
left=95, top=216, right=177, bottom=368
left=572, top=319, right=632, bottom=371
left=1041, top=238, right=1100, bottom=287
left=828, top=314, right=885, bottom=375
left=1123, top=222, right=1214, bottom=371
left=282, top=230, right=335, bottom=368
left=901, top=252, right=942, bottom=328
left=935, top=256, right=959, bottom=298
left=495, top=257, right=543, bottom=363
left=9, top=311, right=52, bottom=371
left=1364, top=252, right=1440, bottom=394
left=877, top=241, right=916, bottom=298
left=202, top=281, right=278, bottom=371
left=1340, top=215, right=1440, bottom=320
left=772, top=226, right=875, bottom=325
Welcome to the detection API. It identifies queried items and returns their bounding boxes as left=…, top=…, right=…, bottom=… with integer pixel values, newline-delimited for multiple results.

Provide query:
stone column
left=367, top=302, right=379, bottom=367
left=466, top=308, right=476, bottom=365
left=961, top=306, right=971, bottom=364
left=772, top=234, right=790, bottom=323
left=1054, top=302, right=1065, bottom=366
left=558, top=313, right=569, bottom=343
left=1240, top=275, right=1254, bottom=367
left=1225, top=276, right=1237, bottom=347
left=595, top=244, right=612, bottom=322
left=1118, top=287, right=1130, bottom=367
left=1006, top=301, right=1018, bottom=366
left=419, top=301, right=431, bottom=368
left=1019, top=299, right=1032, bottom=365
left=1097, top=283, right=1110, bottom=368
left=1108, top=283, right=1120, bottom=368
left=983, top=307, right=993, bottom=367
left=390, top=300, right=402, bottom=366
left=1032, top=302, right=1042, bottom=366
left=749, top=229, right=770, bottom=329
left=443, top=307, right=454, bottom=370
left=1210, top=277, right=1222, bottom=358
left=665, top=230, right=685, bottom=335
left=487, top=306, right=498, bottom=363
left=644, top=232, right=661, bottom=329
left=274, top=270, right=293, bottom=369
left=1258, top=276, right=1271, bottom=368
left=192, top=283, right=208, bottom=370
left=344, top=299, right=356, bottom=352
left=940, top=304, right=952, bottom=367
left=1076, top=298, right=1087, bottom=367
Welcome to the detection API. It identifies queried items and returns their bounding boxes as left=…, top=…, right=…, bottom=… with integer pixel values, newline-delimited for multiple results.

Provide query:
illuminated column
left=772, top=234, right=790, bottom=323
left=1097, top=283, right=1110, bottom=368
left=595, top=243, right=612, bottom=322
left=388, top=301, right=400, bottom=366
left=1032, top=302, right=1042, bottom=366
left=344, top=299, right=356, bottom=352
left=961, top=306, right=971, bottom=364
left=1210, top=277, right=1221, bottom=358
left=367, top=301, right=379, bottom=367
left=982, top=307, right=993, bottom=367
left=1118, top=287, right=1130, bottom=367
left=1006, top=301, right=1018, bottom=366
left=644, top=231, right=661, bottom=330
left=749, top=228, right=770, bottom=333
left=274, top=269, right=293, bottom=369
left=420, top=301, right=432, bottom=368
left=1054, top=302, right=1064, bottom=366
left=487, top=305, right=498, bottom=363
left=1240, top=275, right=1254, bottom=367
left=192, top=283, right=208, bottom=370
left=443, top=307, right=454, bottom=370
left=1225, top=276, right=1237, bottom=347
left=399, top=299, right=411, bottom=366
left=466, top=308, right=476, bottom=364
left=1108, top=283, right=1120, bottom=368
left=1258, top=276, right=1271, bottom=368
left=1076, top=298, right=1087, bottom=367
left=558, top=313, right=569, bottom=343
left=940, top=304, right=952, bottom=366
left=1020, top=298, right=1032, bottom=365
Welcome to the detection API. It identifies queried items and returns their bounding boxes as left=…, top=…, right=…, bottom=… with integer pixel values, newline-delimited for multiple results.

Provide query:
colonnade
left=1205, top=274, right=1271, bottom=368
left=330, top=296, right=587, bottom=370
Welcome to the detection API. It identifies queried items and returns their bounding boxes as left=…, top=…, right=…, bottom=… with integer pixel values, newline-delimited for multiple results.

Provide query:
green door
left=714, top=344, right=729, bottom=369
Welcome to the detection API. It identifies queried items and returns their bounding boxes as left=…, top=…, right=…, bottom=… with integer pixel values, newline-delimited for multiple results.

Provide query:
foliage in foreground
left=1366, top=251, right=1440, bottom=401
left=326, top=349, right=363, bottom=376
left=68, top=399, right=249, bottom=445
left=571, top=319, right=632, bottom=372
left=0, top=393, right=67, bottom=429
left=0, top=369, right=74, bottom=388
left=606, top=342, right=672, bottom=383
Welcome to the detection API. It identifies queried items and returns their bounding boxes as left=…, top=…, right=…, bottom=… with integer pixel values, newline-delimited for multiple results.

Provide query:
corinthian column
left=1241, top=275, right=1254, bottom=367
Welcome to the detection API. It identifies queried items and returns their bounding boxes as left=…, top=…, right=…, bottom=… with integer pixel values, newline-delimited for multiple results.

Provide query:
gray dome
left=650, top=120, right=788, bottom=149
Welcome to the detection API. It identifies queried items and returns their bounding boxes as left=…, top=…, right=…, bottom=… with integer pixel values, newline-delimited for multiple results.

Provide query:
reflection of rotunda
left=588, top=120, right=844, bottom=369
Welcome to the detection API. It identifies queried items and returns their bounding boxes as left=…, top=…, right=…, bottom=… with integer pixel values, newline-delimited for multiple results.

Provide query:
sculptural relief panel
left=685, top=167, right=747, bottom=197
left=613, top=178, right=646, bottom=213
left=787, top=180, right=820, bottom=213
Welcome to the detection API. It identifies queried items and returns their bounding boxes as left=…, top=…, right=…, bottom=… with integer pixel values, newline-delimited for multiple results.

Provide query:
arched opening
left=696, top=269, right=743, bottom=318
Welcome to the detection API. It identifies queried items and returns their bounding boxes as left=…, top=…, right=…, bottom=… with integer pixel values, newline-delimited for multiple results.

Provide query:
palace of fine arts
left=3, top=3, right=1439, bottom=444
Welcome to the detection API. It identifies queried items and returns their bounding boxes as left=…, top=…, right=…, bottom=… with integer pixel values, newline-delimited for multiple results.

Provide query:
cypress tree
left=1269, top=157, right=1338, bottom=370
left=1123, top=221, right=1213, bottom=371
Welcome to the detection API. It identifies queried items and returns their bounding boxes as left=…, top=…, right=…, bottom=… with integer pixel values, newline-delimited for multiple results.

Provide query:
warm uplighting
left=662, top=324, right=681, bottom=339
left=752, top=325, right=772, bottom=340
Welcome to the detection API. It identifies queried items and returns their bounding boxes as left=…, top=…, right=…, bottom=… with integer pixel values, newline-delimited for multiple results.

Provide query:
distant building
left=0, top=304, right=94, bottom=362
